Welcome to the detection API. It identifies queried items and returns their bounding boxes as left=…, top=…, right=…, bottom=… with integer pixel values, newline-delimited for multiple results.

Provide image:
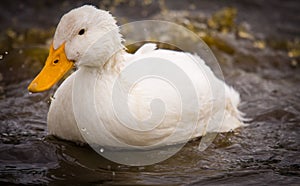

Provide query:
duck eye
left=78, top=29, right=85, bottom=35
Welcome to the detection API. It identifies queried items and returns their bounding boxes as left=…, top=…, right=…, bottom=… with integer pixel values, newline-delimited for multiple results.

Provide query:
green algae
left=207, top=7, right=237, bottom=33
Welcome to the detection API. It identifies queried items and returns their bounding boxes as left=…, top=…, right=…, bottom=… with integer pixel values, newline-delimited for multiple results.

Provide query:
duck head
left=28, top=5, right=123, bottom=92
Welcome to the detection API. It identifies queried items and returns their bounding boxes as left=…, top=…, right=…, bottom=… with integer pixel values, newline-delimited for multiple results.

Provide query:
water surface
left=0, top=0, right=299, bottom=185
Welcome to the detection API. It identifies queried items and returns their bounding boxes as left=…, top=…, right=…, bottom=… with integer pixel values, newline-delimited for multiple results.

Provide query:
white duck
left=28, top=5, right=244, bottom=148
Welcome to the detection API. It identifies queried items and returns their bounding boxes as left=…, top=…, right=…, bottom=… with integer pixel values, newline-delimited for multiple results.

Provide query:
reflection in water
left=0, top=0, right=299, bottom=185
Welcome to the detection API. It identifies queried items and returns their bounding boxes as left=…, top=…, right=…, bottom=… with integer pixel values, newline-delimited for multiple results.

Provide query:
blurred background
left=0, top=0, right=299, bottom=185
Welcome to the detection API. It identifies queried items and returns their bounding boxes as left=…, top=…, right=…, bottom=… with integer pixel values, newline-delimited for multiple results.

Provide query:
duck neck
left=77, top=46, right=127, bottom=75
left=102, top=48, right=127, bottom=74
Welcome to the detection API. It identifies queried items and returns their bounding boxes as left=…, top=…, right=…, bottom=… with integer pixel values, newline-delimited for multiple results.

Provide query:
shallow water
left=0, top=0, right=300, bottom=185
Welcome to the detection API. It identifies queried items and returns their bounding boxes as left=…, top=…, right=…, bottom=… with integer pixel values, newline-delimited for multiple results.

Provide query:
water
left=0, top=0, right=300, bottom=185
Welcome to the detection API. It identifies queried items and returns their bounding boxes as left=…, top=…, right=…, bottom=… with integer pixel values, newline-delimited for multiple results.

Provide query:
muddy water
left=0, top=0, right=300, bottom=185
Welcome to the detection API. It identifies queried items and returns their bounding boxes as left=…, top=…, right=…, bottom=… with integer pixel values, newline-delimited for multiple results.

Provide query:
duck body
left=28, top=5, right=244, bottom=147
left=48, top=45, right=243, bottom=147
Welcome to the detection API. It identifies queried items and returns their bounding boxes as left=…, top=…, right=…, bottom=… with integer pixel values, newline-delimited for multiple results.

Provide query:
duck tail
left=220, top=86, right=248, bottom=132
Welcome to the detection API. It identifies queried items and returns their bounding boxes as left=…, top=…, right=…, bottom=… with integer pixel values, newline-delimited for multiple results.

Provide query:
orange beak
left=28, top=43, right=74, bottom=93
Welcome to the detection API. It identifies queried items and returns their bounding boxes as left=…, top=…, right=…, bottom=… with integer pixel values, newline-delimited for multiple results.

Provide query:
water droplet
left=112, top=171, right=115, bottom=176
left=81, top=128, right=86, bottom=132
left=100, top=148, right=104, bottom=153
left=50, top=95, right=55, bottom=101
left=0, top=55, right=3, bottom=60
left=4, top=51, right=8, bottom=55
